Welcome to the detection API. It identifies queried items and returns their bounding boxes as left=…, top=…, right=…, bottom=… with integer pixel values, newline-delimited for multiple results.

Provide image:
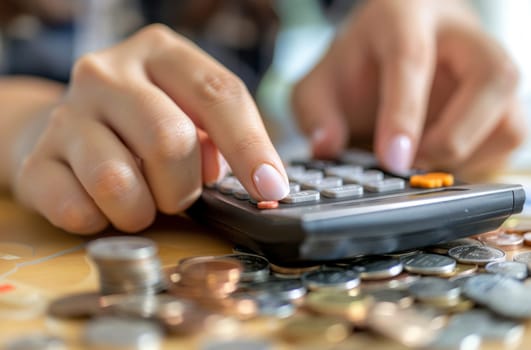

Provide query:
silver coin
left=384, top=249, right=422, bottom=260
left=253, top=294, right=296, bottom=318
left=485, top=261, right=528, bottom=280
left=87, top=236, right=158, bottom=261
left=448, top=245, right=505, bottom=265
left=513, top=251, right=531, bottom=265
left=446, top=309, right=524, bottom=347
left=248, top=278, right=307, bottom=301
left=484, top=280, right=531, bottom=319
left=427, top=238, right=482, bottom=254
left=301, top=268, right=360, bottom=291
left=365, top=288, right=414, bottom=308
left=112, top=294, right=193, bottom=320
left=223, top=254, right=270, bottom=282
left=5, top=335, right=66, bottom=350
left=84, top=317, right=163, bottom=349
left=462, top=274, right=515, bottom=305
left=408, top=277, right=461, bottom=303
left=403, top=253, right=456, bottom=275
left=350, top=257, right=403, bottom=280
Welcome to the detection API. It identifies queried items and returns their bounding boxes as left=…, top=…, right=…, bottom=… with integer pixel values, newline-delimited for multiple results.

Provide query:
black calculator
left=188, top=150, right=525, bottom=265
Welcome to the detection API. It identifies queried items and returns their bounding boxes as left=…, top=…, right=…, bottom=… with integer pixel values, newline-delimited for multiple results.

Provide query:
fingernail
left=311, top=128, right=326, bottom=145
left=385, top=134, right=413, bottom=174
left=253, top=164, right=289, bottom=201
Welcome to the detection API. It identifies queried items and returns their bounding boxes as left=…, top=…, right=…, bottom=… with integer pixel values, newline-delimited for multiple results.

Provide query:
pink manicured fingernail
left=253, top=164, right=289, bottom=201
left=385, top=134, right=413, bottom=173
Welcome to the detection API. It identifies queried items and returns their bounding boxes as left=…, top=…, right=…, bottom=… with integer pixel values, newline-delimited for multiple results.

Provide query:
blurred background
left=0, top=0, right=529, bottom=170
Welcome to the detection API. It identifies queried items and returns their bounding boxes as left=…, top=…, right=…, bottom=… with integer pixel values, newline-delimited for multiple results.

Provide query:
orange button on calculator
left=409, top=172, right=454, bottom=189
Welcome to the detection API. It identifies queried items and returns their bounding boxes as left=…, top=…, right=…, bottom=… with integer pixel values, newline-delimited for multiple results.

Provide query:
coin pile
left=38, top=224, right=531, bottom=349
left=86, top=236, right=167, bottom=295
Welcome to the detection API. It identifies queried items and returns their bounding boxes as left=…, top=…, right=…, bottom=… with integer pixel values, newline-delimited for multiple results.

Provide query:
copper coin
left=269, top=263, right=320, bottom=276
left=47, top=292, right=117, bottom=319
left=179, top=257, right=242, bottom=285
left=480, top=232, right=523, bottom=249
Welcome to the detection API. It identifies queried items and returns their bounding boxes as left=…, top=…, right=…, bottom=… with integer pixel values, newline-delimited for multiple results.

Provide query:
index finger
left=143, top=26, right=289, bottom=201
left=372, top=22, right=436, bottom=174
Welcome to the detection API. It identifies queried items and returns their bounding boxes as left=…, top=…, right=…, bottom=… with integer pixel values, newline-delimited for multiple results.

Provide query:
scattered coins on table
left=12, top=224, right=531, bottom=349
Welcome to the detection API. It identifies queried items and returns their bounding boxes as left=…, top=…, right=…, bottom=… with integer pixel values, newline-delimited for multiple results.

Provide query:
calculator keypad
left=214, top=155, right=453, bottom=209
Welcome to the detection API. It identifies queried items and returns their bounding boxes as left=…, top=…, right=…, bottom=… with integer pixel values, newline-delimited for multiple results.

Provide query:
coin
left=481, top=232, right=524, bottom=249
left=178, top=256, right=242, bottom=295
left=84, top=316, right=163, bottom=349
left=223, top=254, right=270, bottom=282
left=350, top=257, right=403, bottom=280
left=524, top=232, right=531, bottom=246
left=408, top=278, right=461, bottom=306
left=427, top=238, right=482, bottom=255
left=485, top=261, right=528, bottom=280
left=269, top=263, right=320, bottom=276
left=365, top=288, right=414, bottom=308
left=438, top=263, right=478, bottom=278
left=301, top=268, right=360, bottom=291
left=447, top=245, right=505, bottom=265
left=513, top=251, right=531, bottom=266
left=304, top=291, right=373, bottom=325
left=87, top=236, right=158, bottom=261
left=247, top=278, right=307, bottom=301
left=367, top=302, right=445, bottom=348
left=280, top=316, right=350, bottom=344
left=360, top=273, right=420, bottom=291
left=403, top=253, right=456, bottom=275
left=4, top=334, right=66, bottom=350
left=86, top=236, right=166, bottom=295
left=47, top=292, right=110, bottom=319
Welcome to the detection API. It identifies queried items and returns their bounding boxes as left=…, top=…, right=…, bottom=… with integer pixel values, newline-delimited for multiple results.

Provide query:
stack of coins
left=86, top=236, right=166, bottom=295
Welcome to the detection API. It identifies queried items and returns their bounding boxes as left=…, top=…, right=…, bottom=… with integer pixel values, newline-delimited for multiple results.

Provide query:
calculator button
left=324, top=165, right=363, bottom=177
left=289, top=182, right=301, bottom=193
left=364, top=178, right=405, bottom=193
left=280, top=190, right=320, bottom=204
left=321, top=184, right=364, bottom=198
left=410, top=173, right=454, bottom=188
left=301, top=177, right=343, bottom=191
left=217, top=177, right=243, bottom=194
left=286, top=165, right=306, bottom=179
left=343, top=170, right=384, bottom=184
left=257, top=201, right=279, bottom=209
left=340, top=149, right=378, bottom=168
left=233, top=188, right=250, bottom=200
left=289, top=170, right=324, bottom=183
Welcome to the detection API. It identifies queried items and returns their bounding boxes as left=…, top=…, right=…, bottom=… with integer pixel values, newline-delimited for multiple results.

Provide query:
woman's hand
left=11, top=24, right=289, bottom=234
left=293, top=0, right=527, bottom=177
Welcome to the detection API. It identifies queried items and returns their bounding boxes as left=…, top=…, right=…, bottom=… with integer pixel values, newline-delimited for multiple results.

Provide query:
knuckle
left=196, top=70, right=248, bottom=107
left=55, top=201, right=108, bottom=234
left=480, top=56, right=520, bottom=93
left=438, top=138, right=468, bottom=165
left=136, top=23, right=176, bottom=46
left=503, top=113, right=528, bottom=150
left=389, top=35, right=432, bottom=68
left=116, top=209, right=156, bottom=233
left=150, top=117, right=198, bottom=161
left=71, top=53, right=112, bottom=85
left=89, top=161, right=137, bottom=201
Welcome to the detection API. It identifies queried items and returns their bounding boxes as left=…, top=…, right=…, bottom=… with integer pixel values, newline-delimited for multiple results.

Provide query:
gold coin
left=438, top=264, right=478, bottom=278
left=269, top=263, right=320, bottom=276
left=305, top=291, right=373, bottom=326
left=280, top=316, right=350, bottom=344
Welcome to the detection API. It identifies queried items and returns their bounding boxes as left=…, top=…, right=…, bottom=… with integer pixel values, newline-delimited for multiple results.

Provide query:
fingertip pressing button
left=253, top=164, right=290, bottom=201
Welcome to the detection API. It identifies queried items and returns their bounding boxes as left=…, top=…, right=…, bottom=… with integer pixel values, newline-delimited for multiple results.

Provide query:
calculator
left=188, top=150, right=526, bottom=265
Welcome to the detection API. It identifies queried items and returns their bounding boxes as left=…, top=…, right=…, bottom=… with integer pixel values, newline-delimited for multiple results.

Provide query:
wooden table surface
left=0, top=171, right=530, bottom=349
